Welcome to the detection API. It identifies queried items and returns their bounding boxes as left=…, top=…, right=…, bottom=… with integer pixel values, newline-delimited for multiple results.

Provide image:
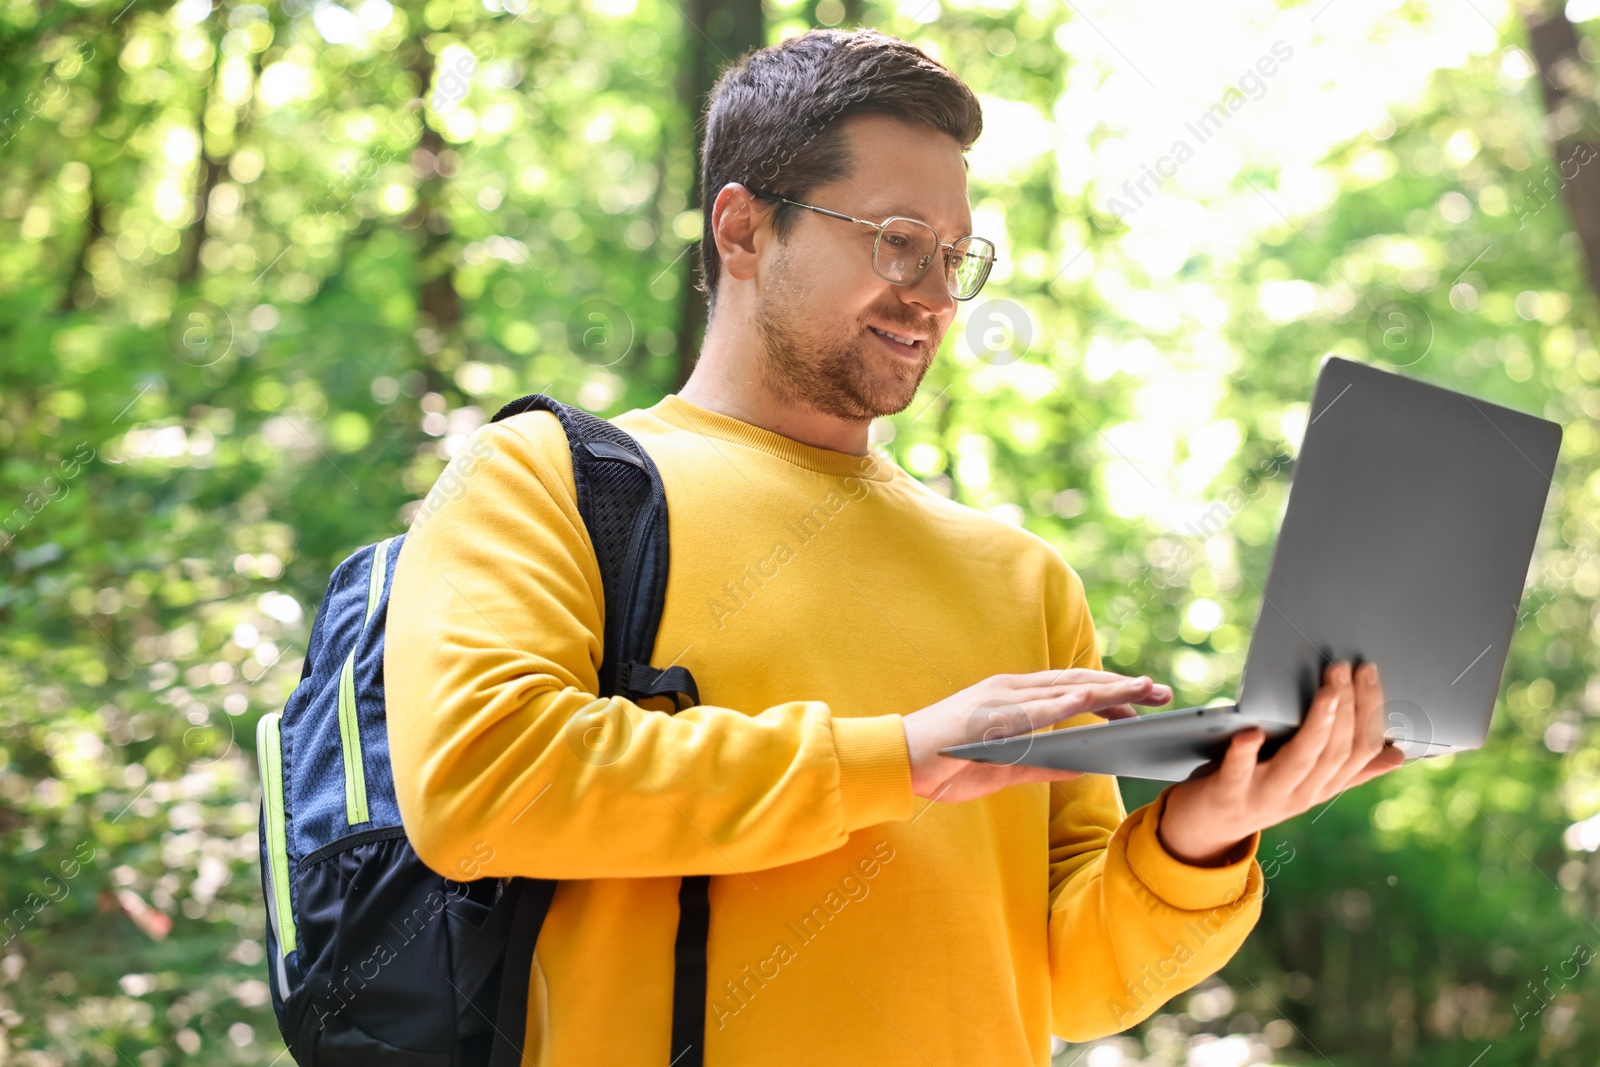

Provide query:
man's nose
left=906, top=258, right=956, bottom=318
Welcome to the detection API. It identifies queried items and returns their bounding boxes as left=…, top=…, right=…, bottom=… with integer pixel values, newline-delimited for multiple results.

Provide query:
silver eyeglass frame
left=744, top=186, right=997, bottom=301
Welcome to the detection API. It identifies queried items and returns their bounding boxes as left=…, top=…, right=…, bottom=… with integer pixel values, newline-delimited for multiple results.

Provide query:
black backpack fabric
left=256, top=394, right=708, bottom=1066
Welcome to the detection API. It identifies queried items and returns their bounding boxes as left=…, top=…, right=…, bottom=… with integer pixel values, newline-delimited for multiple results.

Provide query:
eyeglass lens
left=874, top=219, right=992, bottom=298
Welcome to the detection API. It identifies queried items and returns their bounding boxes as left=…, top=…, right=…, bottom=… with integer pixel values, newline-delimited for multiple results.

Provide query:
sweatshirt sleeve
left=1039, top=554, right=1264, bottom=1041
left=383, top=411, right=914, bottom=882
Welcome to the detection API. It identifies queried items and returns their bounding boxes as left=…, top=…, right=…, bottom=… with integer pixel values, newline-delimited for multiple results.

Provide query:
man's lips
left=868, top=325, right=926, bottom=356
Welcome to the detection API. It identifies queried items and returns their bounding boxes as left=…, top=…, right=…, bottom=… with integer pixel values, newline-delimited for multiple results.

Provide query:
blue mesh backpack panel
left=256, top=394, right=708, bottom=1067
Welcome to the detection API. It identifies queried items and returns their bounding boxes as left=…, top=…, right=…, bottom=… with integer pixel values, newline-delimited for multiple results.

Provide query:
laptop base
left=939, top=704, right=1295, bottom=782
left=940, top=703, right=1462, bottom=782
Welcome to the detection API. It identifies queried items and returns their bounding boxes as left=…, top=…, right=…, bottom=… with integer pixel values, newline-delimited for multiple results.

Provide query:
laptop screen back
left=1234, top=357, right=1561, bottom=750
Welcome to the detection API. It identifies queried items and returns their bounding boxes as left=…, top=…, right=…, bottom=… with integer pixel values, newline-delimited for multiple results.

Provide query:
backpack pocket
left=283, top=828, right=502, bottom=1066
left=257, top=713, right=297, bottom=1002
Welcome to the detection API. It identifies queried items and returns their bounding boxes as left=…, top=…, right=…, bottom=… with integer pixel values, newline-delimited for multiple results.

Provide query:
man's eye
left=883, top=234, right=910, bottom=249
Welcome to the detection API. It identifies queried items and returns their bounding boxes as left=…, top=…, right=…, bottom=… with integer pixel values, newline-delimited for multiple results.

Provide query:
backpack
left=255, top=394, right=708, bottom=1066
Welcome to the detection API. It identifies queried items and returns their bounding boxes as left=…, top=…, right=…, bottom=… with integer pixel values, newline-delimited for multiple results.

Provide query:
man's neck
left=677, top=328, right=871, bottom=457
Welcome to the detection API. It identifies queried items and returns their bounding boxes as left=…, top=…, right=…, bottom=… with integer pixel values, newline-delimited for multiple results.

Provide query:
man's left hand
left=1156, top=661, right=1408, bottom=866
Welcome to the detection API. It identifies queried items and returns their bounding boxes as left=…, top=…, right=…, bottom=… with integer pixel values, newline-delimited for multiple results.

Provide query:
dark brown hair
left=696, top=28, right=983, bottom=318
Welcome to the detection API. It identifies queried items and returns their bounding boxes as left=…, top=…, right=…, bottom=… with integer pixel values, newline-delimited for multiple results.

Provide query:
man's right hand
left=901, top=669, right=1173, bottom=804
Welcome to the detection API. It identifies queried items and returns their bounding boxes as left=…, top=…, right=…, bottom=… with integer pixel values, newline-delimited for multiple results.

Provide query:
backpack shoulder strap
left=490, top=393, right=698, bottom=710
left=486, top=393, right=707, bottom=1067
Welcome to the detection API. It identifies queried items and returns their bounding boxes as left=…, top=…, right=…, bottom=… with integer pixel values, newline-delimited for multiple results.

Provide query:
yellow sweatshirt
left=384, top=392, right=1263, bottom=1066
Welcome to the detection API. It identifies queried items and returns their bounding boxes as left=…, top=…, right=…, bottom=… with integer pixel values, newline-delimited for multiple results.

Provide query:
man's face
left=752, top=113, right=973, bottom=423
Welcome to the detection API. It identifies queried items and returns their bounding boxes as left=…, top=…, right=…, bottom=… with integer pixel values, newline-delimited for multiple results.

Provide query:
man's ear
left=712, top=183, right=770, bottom=284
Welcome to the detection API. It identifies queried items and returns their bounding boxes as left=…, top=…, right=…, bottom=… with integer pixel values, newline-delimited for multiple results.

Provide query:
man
left=385, top=27, right=1404, bottom=1066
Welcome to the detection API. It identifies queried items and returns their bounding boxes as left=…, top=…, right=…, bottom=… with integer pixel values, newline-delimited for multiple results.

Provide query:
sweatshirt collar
left=651, top=393, right=898, bottom=482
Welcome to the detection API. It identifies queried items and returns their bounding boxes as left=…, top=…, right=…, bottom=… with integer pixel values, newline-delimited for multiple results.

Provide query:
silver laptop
left=942, top=356, right=1563, bottom=782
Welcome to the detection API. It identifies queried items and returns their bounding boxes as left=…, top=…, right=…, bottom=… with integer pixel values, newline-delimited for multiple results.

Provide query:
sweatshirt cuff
left=1124, top=785, right=1260, bottom=912
left=832, top=714, right=915, bottom=832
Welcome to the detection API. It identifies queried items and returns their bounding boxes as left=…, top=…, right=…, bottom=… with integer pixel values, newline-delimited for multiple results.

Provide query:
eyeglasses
left=745, top=186, right=997, bottom=301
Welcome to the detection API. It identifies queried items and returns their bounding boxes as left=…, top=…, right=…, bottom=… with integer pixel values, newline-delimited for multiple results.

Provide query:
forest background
left=3, top=0, right=1599, bottom=1063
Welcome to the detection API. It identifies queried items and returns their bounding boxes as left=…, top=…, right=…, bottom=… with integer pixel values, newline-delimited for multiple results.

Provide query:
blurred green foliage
left=1, top=0, right=1597, bottom=1063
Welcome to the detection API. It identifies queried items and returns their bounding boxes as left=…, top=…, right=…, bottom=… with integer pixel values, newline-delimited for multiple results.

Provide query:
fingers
left=995, top=671, right=1172, bottom=707
left=957, top=679, right=1162, bottom=748
left=954, top=685, right=1130, bottom=750
left=1098, top=703, right=1139, bottom=721
left=1260, top=659, right=1363, bottom=799
left=1351, top=662, right=1390, bottom=764
left=1298, top=663, right=1359, bottom=800
left=1133, top=685, right=1174, bottom=707
left=1324, top=662, right=1388, bottom=788
left=996, top=668, right=1143, bottom=693
left=983, top=671, right=1172, bottom=722
left=1217, top=728, right=1267, bottom=791
left=1301, top=662, right=1391, bottom=806
left=1348, top=742, right=1406, bottom=787
left=1260, top=666, right=1343, bottom=790
left=1020, top=677, right=1171, bottom=729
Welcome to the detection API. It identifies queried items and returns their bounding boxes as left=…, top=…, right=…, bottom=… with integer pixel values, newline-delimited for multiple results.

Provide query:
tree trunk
left=1523, top=2, right=1600, bottom=308
left=674, top=0, right=764, bottom=389
left=57, top=29, right=121, bottom=313
left=406, top=46, right=461, bottom=337
left=56, top=178, right=102, bottom=313
left=178, top=13, right=229, bottom=286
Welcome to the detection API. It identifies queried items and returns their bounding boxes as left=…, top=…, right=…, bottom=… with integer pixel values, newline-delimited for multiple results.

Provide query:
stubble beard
left=753, top=250, right=935, bottom=423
